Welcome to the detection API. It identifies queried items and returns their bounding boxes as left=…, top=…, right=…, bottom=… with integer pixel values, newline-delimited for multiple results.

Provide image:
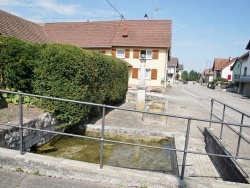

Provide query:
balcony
left=234, top=74, right=250, bottom=82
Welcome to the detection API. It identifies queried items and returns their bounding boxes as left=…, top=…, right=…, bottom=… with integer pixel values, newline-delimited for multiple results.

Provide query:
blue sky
left=1, top=0, right=249, bottom=72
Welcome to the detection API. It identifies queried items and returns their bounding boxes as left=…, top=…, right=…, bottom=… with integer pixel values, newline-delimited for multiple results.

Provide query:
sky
left=1, top=0, right=249, bottom=73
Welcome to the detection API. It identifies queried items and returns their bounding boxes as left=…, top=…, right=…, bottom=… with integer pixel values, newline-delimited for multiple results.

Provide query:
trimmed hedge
left=0, top=37, right=128, bottom=129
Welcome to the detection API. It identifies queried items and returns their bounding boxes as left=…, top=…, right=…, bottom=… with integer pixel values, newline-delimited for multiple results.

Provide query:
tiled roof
left=44, top=20, right=172, bottom=48
left=168, top=57, right=178, bottom=67
left=212, top=58, right=230, bottom=71
left=204, top=68, right=213, bottom=75
left=0, top=10, right=50, bottom=43
left=221, top=57, right=236, bottom=70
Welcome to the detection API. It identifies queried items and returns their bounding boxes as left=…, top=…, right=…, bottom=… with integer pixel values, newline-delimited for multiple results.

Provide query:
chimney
left=144, top=14, right=148, bottom=20
left=229, top=57, right=231, bottom=61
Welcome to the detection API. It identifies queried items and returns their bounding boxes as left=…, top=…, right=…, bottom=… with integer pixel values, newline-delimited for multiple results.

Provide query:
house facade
left=200, top=69, right=213, bottom=84
left=221, top=58, right=236, bottom=81
left=212, top=58, right=233, bottom=81
left=233, top=48, right=250, bottom=96
left=167, top=57, right=179, bottom=83
left=0, top=9, right=172, bottom=90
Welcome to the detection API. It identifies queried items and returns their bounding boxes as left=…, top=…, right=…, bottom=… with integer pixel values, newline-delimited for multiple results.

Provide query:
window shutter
left=133, top=49, right=139, bottom=58
left=111, top=49, right=116, bottom=57
left=101, top=51, right=106, bottom=54
left=151, top=69, right=157, bottom=80
left=152, top=50, right=159, bottom=59
left=132, top=68, right=138, bottom=78
left=125, top=49, right=130, bottom=58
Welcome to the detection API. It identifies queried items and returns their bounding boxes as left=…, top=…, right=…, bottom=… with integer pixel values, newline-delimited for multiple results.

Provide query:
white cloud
left=33, top=0, right=81, bottom=15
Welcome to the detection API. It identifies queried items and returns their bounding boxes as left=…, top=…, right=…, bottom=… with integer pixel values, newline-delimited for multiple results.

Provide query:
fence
left=209, top=99, right=250, bottom=157
left=0, top=89, right=250, bottom=181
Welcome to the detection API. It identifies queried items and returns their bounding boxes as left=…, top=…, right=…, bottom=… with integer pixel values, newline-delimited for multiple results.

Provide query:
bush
left=33, top=43, right=128, bottom=128
left=0, top=37, right=128, bottom=129
left=0, top=37, right=43, bottom=92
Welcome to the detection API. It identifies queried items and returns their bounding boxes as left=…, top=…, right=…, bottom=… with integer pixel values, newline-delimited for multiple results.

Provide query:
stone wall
left=0, top=113, right=59, bottom=151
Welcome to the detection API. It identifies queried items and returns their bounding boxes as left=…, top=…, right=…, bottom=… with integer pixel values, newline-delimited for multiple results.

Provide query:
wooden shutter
left=101, top=51, right=106, bottom=54
left=111, top=49, right=116, bottom=57
left=152, top=50, right=159, bottom=59
left=125, top=49, right=130, bottom=58
left=132, top=68, right=138, bottom=78
left=151, top=69, right=157, bottom=80
left=133, top=49, right=139, bottom=58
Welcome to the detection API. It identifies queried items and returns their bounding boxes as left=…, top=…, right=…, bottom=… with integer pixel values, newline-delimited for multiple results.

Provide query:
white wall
left=221, top=61, right=234, bottom=81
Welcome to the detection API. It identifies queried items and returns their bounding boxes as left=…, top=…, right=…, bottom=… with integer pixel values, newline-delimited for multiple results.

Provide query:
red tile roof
left=0, top=10, right=50, bottom=43
left=43, top=20, right=172, bottom=48
left=212, top=58, right=230, bottom=71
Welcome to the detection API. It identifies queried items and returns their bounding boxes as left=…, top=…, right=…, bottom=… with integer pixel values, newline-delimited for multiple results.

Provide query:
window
left=145, top=69, right=151, bottom=79
left=116, top=49, right=125, bottom=58
left=244, top=67, right=247, bottom=76
left=140, top=50, right=152, bottom=59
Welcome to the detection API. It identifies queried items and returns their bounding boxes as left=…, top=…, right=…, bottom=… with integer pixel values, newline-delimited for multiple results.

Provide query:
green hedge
left=0, top=37, right=128, bottom=129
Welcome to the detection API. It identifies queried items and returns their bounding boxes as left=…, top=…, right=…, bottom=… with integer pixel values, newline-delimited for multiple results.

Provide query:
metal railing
left=1, top=89, right=250, bottom=181
left=209, top=99, right=250, bottom=157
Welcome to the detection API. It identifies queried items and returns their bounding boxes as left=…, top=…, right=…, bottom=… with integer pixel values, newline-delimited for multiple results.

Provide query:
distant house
left=0, top=10, right=172, bottom=90
left=232, top=41, right=250, bottom=96
left=176, top=64, right=184, bottom=81
left=167, top=57, right=179, bottom=83
left=200, top=68, right=213, bottom=84
left=212, top=58, right=234, bottom=80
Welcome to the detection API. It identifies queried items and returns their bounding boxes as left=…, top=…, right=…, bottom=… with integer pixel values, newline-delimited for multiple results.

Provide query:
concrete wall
left=204, top=128, right=249, bottom=183
left=0, top=113, right=59, bottom=151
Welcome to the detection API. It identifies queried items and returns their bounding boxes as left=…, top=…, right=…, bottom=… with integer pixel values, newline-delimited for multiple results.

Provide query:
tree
left=188, top=70, right=199, bottom=81
left=181, top=71, right=189, bottom=81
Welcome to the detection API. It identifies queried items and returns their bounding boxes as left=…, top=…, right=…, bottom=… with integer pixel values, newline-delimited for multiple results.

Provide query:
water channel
left=34, top=130, right=178, bottom=175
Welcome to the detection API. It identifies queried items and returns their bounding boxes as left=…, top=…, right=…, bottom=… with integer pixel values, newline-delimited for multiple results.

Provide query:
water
left=34, top=131, right=178, bottom=174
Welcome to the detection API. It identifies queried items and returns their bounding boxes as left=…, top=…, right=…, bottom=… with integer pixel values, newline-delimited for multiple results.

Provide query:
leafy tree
left=181, top=70, right=189, bottom=81
left=188, top=70, right=199, bottom=81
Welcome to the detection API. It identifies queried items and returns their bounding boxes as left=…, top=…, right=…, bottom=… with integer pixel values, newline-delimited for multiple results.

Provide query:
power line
left=106, top=0, right=125, bottom=20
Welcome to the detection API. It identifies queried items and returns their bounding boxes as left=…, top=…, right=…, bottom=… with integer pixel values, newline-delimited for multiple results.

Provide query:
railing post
left=219, top=105, right=226, bottom=140
left=180, top=117, right=192, bottom=180
left=209, top=99, right=214, bottom=128
left=99, top=105, right=106, bottom=169
left=19, top=94, right=24, bottom=155
left=236, top=114, right=244, bottom=157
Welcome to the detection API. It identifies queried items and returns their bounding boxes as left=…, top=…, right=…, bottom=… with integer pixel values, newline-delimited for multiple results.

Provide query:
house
left=200, top=68, right=213, bottom=84
left=167, top=57, right=179, bottom=83
left=0, top=9, right=172, bottom=90
left=232, top=41, right=250, bottom=96
left=176, top=64, right=184, bottom=81
left=212, top=58, right=234, bottom=81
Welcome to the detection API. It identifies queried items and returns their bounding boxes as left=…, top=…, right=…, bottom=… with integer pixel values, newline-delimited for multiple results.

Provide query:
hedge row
left=0, top=37, right=128, bottom=128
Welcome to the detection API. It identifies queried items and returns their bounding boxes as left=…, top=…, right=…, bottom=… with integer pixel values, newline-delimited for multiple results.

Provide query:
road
left=166, top=83, right=250, bottom=176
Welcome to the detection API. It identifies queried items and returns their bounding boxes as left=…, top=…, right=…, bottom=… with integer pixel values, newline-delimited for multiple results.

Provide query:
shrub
left=33, top=43, right=128, bottom=128
left=0, top=37, right=43, bottom=92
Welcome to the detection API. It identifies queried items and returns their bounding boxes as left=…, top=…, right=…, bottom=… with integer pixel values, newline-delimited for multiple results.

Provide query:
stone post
left=136, top=54, right=147, bottom=110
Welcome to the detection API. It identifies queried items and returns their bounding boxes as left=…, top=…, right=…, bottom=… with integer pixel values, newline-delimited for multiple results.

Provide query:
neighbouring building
left=200, top=68, right=213, bottom=84
left=176, top=64, right=184, bottom=81
left=0, top=9, right=172, bottom=90
left=232, top=41, right=250, bottom=96
left=167, top=57, right=179, bottom=83
left=212, top=58, right=235, bottom=81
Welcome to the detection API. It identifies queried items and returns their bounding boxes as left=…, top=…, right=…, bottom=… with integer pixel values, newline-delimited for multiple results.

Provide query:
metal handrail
left=1, top=89, right=250, bottom=181
left=210, top=99, right=250, bottom=156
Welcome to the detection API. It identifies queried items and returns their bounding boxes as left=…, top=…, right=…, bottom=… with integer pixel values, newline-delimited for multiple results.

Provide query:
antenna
left=153, top=0, right=162, bottom=19
left=238, top=45, right=240, bottom=57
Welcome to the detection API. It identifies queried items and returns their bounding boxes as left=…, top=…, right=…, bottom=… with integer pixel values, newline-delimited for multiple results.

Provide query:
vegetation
left=181, top=70, right=200, bottom=82
left=0, top=37, right=128, bottom=129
